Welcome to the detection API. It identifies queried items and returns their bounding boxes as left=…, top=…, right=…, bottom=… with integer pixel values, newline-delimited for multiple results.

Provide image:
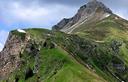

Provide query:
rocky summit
left=0, top=0, right=128, bottom=82
left=52, top=0, right=112, bottom=33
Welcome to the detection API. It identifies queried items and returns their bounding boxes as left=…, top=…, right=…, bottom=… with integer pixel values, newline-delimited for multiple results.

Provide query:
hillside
left=0, top=29, right=107, bottom=82
left=52, top=0, right=112, bottom=33
left=53, top=0, right=128, bottom=81
left=0, top=0, right=128, bottom=82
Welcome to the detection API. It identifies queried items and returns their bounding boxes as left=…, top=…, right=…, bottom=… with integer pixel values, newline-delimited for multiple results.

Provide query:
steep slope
left=52, top=0, right=128, bottom=41
left=52, top=0, right=112, bottom=33
left=1, top=0, right=128, bottom=82
left=52, top=0, right=128, bottom=82
left=1, top=28, right=128, bottom=82
left=0, top=30, right=29, bottom=79
left=74, top=14, right=128, bottom=41
left=52, top=30, right=128, bottom=82
left=0, top=29, right=107, bottom=82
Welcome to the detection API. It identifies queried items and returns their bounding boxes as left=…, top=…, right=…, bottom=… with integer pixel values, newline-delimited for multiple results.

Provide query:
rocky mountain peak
left=86, top=0, right=112, bottom=13
left=77, top=0, right=112, bottom=20
left=52, top=0, right=112, bottom=33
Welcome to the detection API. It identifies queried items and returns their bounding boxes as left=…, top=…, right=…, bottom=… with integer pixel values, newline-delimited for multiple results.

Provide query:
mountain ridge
left=0, top=0, right=128, bottom=82
left=52, top=0, right=112, bottom=33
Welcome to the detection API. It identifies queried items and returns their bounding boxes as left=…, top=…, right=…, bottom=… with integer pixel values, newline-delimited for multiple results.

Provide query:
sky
left=0, top=0, right=128, bottom=51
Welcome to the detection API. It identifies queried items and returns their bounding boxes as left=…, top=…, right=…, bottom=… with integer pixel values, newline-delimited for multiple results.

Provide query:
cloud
left=0, top=1, right=78, bottom=30
left=0, top=0, right=128, bottom=51
left=0, top=0, right=128, bottom=30
left=0, top=30, right=9, bottom=51
left=0, top=0, right=87, bottom=7
left=37, top=0, right=86, bottom=6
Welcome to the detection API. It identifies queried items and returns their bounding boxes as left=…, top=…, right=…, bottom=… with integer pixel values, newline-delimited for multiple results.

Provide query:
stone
left=52, top=0, right=112, bottom=33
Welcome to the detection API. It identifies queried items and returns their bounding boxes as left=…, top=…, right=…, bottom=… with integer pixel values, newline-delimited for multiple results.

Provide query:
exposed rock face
left=52, top=18, right=71, bottom=31
left=0, top=31, right=30, bottom=79
left=52, top=0, right=112, bottom=33
left=110, top=40, right=122, bottom=55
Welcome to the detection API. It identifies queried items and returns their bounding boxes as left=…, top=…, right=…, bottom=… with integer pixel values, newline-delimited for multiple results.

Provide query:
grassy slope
left=74, top=14, right=128, bottom=41
left=24, top=15, right=128, bottom=82
left=41, top=47, right=106, bottom=82
left=5, top=47, right=106, bottom=82
left=71, top=14, right=128, bottom=81
left=1, top=29, right=107, bottom=82
left=2, top=17, right=128, bottom=82
left=72, top=14, right=128, bottom=67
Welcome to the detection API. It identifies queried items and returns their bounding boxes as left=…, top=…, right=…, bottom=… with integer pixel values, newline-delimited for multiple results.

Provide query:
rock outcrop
left=52, top=0, right=112, bottom=33
left=0, top=31, right=30, bottom=79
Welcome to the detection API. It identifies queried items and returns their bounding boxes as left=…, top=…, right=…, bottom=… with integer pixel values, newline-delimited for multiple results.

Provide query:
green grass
left=19, top=46, right=107, bottom=82
left=40, top=47, right=107, bottom=82
left=11, top=30, right=26, bottom=40
left=26, top=28, right=52, bottom=42
left=120, top=43, right=128, bottom=66
left=6, top=47, right=107, bottom=82
left=74, top=14, right=128, bottom=41
left=2, top=19, right=128, bottom=82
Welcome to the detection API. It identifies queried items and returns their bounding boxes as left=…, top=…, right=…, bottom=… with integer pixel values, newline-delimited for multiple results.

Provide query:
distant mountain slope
left=52, top=0, right=112, bottom=33
left=52, top=0, right=128, bottom=41
left=73, top=14, right=128, bottom=41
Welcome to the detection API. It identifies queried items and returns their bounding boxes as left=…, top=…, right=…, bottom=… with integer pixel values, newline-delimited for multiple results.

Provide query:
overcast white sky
left=0, top=0, right=128, bottom=51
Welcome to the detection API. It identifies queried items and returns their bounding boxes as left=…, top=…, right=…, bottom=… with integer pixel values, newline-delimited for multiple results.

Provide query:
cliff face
left=0, top=31, right=30, bottom=79
left=52, top=0, right=112, bottom=33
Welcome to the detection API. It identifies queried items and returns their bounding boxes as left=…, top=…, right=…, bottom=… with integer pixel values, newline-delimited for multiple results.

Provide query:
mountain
left=52, top=0, right=128, bottom=42
left=1, top=0, right=128, bottom=82
left=0, top=29, right=107, bottom=82
left=52, top=0, right=112, bottom=34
